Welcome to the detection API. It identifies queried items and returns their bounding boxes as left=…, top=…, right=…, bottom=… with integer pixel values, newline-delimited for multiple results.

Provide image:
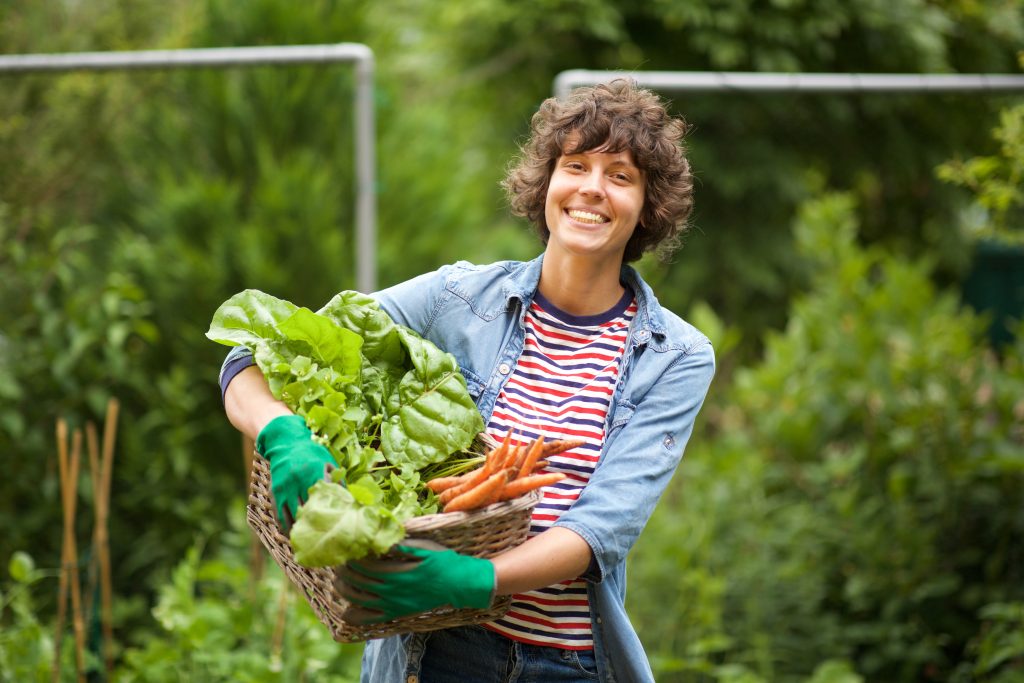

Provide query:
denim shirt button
left=498, top=362, right=512, bottom=375
left=407, top=676, right=418, bottom=683
left=635, top=329, right=651, bottom=343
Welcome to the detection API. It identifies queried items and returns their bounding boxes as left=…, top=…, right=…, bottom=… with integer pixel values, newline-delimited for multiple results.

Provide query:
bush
left=629, top=193, right=1024, bottom=681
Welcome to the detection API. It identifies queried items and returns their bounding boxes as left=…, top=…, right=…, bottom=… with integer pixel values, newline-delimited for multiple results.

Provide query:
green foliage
left=952, top=602, right=1024, bottom=683
left=938, top=102, right=1024, bottom=245
left=0, top=508, right=363, bottom=682
left=118, top=503, right=363, bottom=682
left=630, top=193, right=1024, bottom=681
left=0, top=551, right=55, bottom=682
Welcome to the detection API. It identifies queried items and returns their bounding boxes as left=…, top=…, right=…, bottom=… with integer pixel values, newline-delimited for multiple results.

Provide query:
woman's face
left=543, top=144, right=645, bottom=266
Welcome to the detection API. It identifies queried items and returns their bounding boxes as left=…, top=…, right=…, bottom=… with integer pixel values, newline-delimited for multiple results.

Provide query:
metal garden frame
left=0, top=44, right=378, bottom=291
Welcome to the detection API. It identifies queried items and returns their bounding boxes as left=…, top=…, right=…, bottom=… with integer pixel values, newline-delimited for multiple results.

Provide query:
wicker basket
left=246, top=451, right=539, bottom=643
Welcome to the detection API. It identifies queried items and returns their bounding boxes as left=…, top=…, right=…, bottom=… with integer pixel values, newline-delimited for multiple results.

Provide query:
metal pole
left=554, top=69, right=1024, bottom=99
left=0, top=44, right=378, bottom=292
left=354, top=53, right=377, bottom=296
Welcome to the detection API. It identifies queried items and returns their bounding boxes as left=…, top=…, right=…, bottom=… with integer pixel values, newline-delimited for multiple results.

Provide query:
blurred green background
left=2, top=0, right=1023, bottom=681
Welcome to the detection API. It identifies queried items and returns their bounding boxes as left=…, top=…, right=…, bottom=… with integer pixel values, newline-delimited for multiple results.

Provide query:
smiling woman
left=219, top=78, right=714, bottom=683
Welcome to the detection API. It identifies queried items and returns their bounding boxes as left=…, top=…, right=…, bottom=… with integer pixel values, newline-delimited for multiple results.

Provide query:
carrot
left=496, top=445, right=511, bottom=469
left=498, top=473, right=566, bottom=501
left=438, top=465, right=489, bottom=504
left=479, top=467, right=518, bottom=507
left=541, top=439, right=586, bottom=457
left=517, top=436, right=546, bottom=479
left=426, top=476, right=464, bottom=493
left=486, top=430, right=514, bottom=470
left=444, top=471, right=509, bottom=513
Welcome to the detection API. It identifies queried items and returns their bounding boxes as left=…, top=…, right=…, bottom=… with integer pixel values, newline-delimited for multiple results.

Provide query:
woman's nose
left=579, top=171, right=605, bottom=198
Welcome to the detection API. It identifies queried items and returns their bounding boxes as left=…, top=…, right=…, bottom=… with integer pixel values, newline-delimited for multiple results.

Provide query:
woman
left=220, top=79, right=715, bottom=682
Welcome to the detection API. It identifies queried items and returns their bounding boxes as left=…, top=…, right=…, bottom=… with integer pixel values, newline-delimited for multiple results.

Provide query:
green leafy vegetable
left=290, top=480, right=405, bottom=567
left=206, top=289, right=485, bottom=566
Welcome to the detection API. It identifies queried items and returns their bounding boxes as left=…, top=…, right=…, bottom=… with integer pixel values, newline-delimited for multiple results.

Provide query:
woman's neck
left=537, top=250, right=626, bottom=316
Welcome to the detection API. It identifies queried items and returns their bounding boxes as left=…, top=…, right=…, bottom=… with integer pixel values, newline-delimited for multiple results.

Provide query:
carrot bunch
left=426, top=432, right=585, bottom=513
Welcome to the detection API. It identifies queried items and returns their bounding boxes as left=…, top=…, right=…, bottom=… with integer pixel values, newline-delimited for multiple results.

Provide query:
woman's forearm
left=224, top=366, right=293, bottom=441
left=490, top=526, right=593, bottom=596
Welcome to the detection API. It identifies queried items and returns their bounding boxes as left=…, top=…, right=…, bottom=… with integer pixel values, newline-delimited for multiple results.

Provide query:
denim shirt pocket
left=460, top=367, right=487, bottom=408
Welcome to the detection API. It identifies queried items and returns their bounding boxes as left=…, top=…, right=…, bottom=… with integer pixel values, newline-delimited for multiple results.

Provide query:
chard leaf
left=306, top=405, right=344, bottom=438
left=278, top=307, right=363, bottom=376
left=380, top=327, right=483, bottom=469
left=291, top=481, right=404, bottom=567
left=205, top=289, right=298, bottom=348
left=318, top=292, right=406, bottom=369
left=347, top=475, right=384, bottom=506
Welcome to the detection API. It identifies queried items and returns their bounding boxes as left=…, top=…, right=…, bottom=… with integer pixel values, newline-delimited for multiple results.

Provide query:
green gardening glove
left=257, top=414, right=336, bottom=532
left=336, top=541, right=496, bottom=624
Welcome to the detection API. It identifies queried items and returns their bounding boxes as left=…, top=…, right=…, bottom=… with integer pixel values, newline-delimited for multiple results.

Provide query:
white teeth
left=568, top=209, right=607, bottom=224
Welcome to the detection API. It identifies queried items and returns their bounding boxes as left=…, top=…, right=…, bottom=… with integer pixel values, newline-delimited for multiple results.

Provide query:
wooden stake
left=54, top=420, right=86, bottom=683
left=97, top=398, right=118, bottom=675
left=83, top=423, right=101, bottom=644
left=85, top=413, right=116, bottom=680
left=52, top=420, right=69, bottom=683
left=67, top=429, right=86, bottom=683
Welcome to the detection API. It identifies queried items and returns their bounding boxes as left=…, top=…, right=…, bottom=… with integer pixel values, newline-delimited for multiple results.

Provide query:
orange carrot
left=517, top=436, right=546, bottom=479
left=486, top=430, right=514, bottom=471
left=542, top=439, right=586, bottom=457
left=498, top=472, right=566, bottom=501
left=444, top=471, right=509, bottom=513
left=438, top=465, right=490, bottom=504
left=497, top=444, right=516, bottom=469
left=478, top=467, right=518, bottom=507
left=426, top=476, right=465, bottom=493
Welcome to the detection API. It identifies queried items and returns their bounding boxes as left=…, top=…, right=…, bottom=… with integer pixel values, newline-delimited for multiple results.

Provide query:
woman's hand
left=337, top=541, right=496, bottom=624
left=257, top=414, right=336, bottom=531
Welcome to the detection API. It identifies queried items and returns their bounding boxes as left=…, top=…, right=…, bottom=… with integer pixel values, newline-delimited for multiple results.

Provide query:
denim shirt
left=222, top=255, right=715, bottom=682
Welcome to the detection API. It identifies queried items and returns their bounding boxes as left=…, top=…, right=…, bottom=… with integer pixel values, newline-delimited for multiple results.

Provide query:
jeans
left=407, top=624, right=600, bottom=682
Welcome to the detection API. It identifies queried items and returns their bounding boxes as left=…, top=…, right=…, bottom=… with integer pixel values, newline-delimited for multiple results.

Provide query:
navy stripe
left=532, top=585, right=588, bottom=597
left=511, top=602, right=592, bottom=620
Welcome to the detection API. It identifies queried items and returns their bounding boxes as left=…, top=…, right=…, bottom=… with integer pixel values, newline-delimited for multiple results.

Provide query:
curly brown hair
left=503, top=79, right=693, bottom=263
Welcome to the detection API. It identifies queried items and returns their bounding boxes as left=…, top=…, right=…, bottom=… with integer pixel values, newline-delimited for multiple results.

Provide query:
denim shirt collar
left=502, top=253, right=668, bottom=343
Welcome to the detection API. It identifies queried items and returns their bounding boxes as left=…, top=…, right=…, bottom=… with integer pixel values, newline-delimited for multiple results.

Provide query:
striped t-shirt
left=483, top=287, right=636, bottom=650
